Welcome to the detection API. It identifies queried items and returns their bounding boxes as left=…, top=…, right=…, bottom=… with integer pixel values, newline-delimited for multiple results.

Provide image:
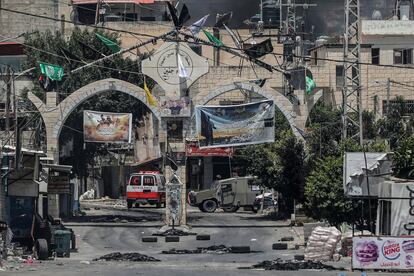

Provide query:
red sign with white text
left=186, top=143, right=233, bottom=157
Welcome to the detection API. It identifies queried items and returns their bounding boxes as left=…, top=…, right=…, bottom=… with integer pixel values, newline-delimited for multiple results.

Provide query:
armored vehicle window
left=222, top=184, right=232, bottom=192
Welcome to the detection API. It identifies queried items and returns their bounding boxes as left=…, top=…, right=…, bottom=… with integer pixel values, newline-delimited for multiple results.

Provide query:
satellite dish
left=372, top=10, right=382, bottom=20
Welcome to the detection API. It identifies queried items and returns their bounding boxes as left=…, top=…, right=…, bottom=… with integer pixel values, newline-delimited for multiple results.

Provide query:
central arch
left=28, top=78, right=161, bottom=160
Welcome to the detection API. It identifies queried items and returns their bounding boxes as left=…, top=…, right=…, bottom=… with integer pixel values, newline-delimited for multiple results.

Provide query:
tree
left=393, top=135, right=414, bottom=179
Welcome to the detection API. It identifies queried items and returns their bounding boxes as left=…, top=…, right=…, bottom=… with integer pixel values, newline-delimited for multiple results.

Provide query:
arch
left=51, top=78, right=161, bottom=140
left=27, top=78, right=161, bottom=160
left=194, top=82, right=302, bottom=138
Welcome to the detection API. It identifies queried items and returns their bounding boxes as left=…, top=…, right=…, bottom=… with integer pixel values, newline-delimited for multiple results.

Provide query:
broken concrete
left=242, top=258, right=344, bottom=271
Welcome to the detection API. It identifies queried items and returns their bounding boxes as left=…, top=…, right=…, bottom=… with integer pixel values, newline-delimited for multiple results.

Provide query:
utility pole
left=5, top=66, right=11, bottom=141
left=95, top=0, right=102, bottom=25
left=386, top=78, right=391, bottom=116
left=342, top=0, right=363, bottom=145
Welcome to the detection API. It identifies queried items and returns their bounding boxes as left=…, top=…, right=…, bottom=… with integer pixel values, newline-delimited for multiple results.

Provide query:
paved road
left=2, top=200, right=390, bottom=275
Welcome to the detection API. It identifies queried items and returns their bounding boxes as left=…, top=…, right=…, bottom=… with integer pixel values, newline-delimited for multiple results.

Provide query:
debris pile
left=68, top=215, right=159, bottom=223
left=305, top=226, right=342, bottom=261
left=153, top=228, right=197, bottom=236
left=243, top=259, right=343, bottom=271
left=162, top=245, right=230, bottom=254
left=93, top=252, right=160, bottom=262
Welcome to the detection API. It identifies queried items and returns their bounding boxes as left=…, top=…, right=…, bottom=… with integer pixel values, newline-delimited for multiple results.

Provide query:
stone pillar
left=47, top=194, right=60, bottom=218
left=46, top=92, right=58, bottom=108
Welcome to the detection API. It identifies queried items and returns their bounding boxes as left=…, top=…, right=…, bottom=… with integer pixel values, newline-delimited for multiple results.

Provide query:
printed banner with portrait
left=195, top=100, right=275, bottom=148
left=83, top=110, right=132, bottom=143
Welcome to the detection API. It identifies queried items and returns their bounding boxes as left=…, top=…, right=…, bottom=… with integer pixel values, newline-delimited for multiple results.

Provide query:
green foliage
left=393, top=135, right=414, bottom=179
left=23, top=28, right=148, bottom=102
left=304, top=156, right=364, bottom=227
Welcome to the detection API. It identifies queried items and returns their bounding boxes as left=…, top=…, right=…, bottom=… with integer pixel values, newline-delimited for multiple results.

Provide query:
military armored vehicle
left=187, top=176, right=261, bottom=213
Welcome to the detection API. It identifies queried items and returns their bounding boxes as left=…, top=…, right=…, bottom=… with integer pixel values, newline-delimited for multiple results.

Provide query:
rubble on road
left=162, top=245, right=254, bottom=254
left=68, top=215, right=159, bottom=223
left=153, top=228, right=197, bottom=236
left=79, top=189, right=95, bottom=200
left=162, top=245, right=230, bottom=254
left=242, top=258, right=344, bottom=271
left=305, top=226, right=342, bottom=261
left=93, top=252, right=160, bottom=262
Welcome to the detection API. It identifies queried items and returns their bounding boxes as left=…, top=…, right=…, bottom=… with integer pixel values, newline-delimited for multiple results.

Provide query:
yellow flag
left=144, top=80, right=157, bottom=107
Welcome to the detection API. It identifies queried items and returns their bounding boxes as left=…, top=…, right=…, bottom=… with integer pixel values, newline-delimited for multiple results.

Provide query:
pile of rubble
left=153, top=228, right=197, bottom=237
left=162, top=245, right=230, bottom=255
left=305, top=226, right=342, bottom=261
left=244, top=259, right=343, bottom=271
left=93, top=252, right=160, bottom=262
left=68, top=215, right=159, bottom=223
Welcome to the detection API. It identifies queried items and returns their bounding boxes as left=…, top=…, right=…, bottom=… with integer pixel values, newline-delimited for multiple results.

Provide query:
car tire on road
left=202, top=199, right=217, bottom=213
left=222, top=206, right=240, bottom=213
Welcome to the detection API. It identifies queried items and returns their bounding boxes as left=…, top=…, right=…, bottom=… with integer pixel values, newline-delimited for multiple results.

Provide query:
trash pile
left=162, top=245, right=230, bottom=255
left=305, top=226, right=342, bottom=261
left=243, top=258, right=343, bottom=271
left=93, top=252, right=160, bottom=262
left=68, top=215, right=159, bottom=223
left=153, top=228, right=197, bottom=236
left=79, top=189, right=95, bottom=200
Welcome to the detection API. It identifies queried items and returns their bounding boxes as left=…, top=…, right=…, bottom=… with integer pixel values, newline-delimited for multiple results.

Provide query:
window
left=371, top=48, right=380, bottom=65
left=167, top=120, right=183, bottom=142
left=221, top=184, right=232, bottom=193
left=336, top=65, right=344, bottom=88
left=379, top=201, right=391, bottom=235
left=129, top=176, right=141, bottom=186
left=310, top=50, right=318, bottom=65
left=394, top=49, right=412, bottom=64
left=0, top=56, right=26, bottom=73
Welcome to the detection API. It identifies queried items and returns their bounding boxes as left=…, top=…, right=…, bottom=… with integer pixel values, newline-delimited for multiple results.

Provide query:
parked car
left=252, top=193, right=277, bottom=213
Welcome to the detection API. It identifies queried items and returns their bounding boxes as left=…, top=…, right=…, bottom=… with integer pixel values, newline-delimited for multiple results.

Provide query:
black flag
left=167, top=1, right=179, bottom=28
left=214, top=12, right=233, bottom=28
left=178, top=4, right=191, bottom=27
left=244, top=38, right=273, bottom=59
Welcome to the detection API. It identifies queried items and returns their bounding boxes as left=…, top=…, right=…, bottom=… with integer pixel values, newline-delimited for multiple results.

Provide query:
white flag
left=223, top=24, right=241, bottom=49
left=189, top=15, right=209, bottom=37
left=177, top=54, right=190, bottom=79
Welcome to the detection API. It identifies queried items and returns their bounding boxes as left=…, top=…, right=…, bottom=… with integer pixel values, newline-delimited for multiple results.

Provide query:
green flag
left=95, top=33, right=121, bottom=53
left=202, top=30, right=224, bottom=46
left=38, top=62, right=64, bottom=81
left=306, top=76, right=316, bottom=94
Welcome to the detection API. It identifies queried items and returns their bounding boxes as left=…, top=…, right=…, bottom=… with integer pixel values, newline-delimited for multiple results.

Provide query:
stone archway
left=193, top=82, right=324, bottom=139
left=28, top=78, right=161, bottom=161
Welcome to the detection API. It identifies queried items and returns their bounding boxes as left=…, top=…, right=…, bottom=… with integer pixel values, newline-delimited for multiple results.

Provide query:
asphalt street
left=2, top=200, right=402, bottom=275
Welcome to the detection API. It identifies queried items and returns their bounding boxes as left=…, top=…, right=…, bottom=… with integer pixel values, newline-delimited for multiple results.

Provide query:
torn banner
left=195, top=100, right=275, bottom=148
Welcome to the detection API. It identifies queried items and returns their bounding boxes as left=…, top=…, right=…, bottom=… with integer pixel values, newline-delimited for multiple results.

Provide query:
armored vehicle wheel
left=198, top=204, right=205, bottom=212
left=222, top=206, right=240, bottom=213
left=202, top=199, right=217, bottom=213
left=34, top=239, right=49, bottom=260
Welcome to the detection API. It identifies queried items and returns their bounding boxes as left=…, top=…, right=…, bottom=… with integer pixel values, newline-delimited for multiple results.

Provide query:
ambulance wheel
left=202, top=199, right=217, bottom=213
left=127, top=200, right=133, bottom=209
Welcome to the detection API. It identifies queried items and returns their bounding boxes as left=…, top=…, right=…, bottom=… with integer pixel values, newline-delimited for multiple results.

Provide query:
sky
left=183, top=0, right=397, bottom=36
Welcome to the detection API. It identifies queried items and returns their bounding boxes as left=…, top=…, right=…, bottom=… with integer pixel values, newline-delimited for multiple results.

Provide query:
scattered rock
left=272, top=243, right=288, bottom=250
left=162, top=245, right=255, bottom=255
left=153, top=229, right=197, bottom=237
left=142, top=237, right=158, bottom=243
left=93, top=252, right=160, bottom=262
left=196, top=234, right=210, bottom=241
left=242, top=259, right=344, bottom=271
left=165, top=236, right=179, bottom=242
left=80, top=260, right=90, bottom=265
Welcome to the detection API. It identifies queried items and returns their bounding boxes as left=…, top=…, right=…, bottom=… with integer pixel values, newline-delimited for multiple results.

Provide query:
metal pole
left=5, top=66, right=11, bottom=142
left=386, top=78, right=391, bottom=116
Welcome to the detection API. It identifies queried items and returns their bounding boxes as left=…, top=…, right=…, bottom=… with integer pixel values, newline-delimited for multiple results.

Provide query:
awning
left=72, top=0, right=156, bottom=4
